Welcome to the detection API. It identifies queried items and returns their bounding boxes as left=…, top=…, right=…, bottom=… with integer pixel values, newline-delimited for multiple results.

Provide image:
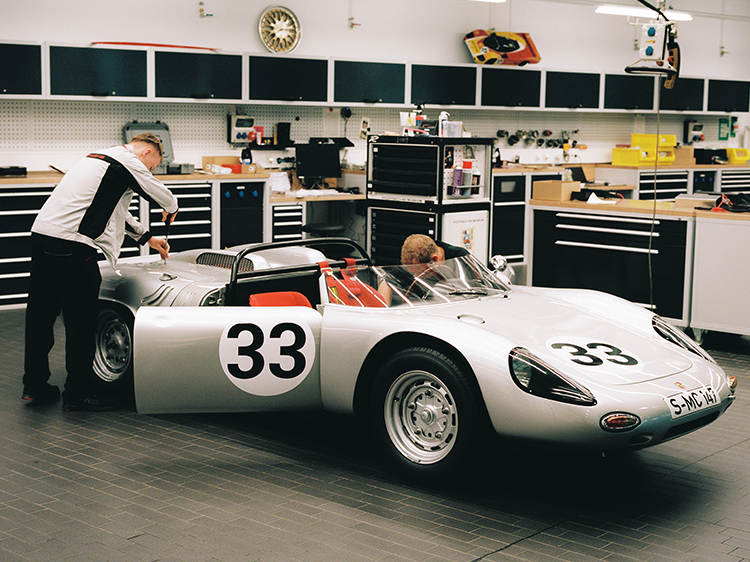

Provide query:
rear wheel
left=370, top=347, right=486, bottom=480
left=93, top=305, right=134, bottom=400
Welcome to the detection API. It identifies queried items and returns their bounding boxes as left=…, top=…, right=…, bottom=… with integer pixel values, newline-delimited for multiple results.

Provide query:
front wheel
left=370, top=347, right=486, bottom=480
left=93, top=305, right=134, bottom=400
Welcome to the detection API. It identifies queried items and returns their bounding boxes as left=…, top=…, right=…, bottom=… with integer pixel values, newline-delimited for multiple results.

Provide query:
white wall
left=1, top=0, right=749, bottom=170
left=3, top=0, right=749, bottom=76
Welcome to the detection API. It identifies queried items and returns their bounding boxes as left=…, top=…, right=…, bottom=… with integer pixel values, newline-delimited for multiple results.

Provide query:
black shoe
left=62, top=395, right=120, bottom=412
left=22, top=384, right=60, bottom=405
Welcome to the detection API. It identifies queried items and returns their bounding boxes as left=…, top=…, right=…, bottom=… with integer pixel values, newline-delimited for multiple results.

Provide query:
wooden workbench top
left=529, top=198, right=695, bottom=217
left=0, top=170, right=272, bottom=185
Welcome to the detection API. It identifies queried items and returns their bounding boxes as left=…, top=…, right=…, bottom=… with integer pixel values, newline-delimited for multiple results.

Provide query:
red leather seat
left=249, top=291, right=312, bottom=307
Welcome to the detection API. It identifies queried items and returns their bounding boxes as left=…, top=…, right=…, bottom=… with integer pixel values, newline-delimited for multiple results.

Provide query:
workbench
left=0, top=169, right=365, bottom=308
left=529, top=197, right=750, bottom=337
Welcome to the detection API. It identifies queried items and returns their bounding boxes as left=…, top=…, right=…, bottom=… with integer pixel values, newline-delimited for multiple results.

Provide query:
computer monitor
left=294, top=143, right=342, bottom=181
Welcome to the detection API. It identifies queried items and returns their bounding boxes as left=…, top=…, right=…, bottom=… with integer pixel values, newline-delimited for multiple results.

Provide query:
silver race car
left=96, top=238, right=737, bottom=478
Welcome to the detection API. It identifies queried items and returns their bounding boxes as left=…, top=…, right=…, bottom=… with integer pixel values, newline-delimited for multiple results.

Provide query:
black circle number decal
left=551, top=341, right=639, bottom=367
left=220, top=318, right=315, bottom=396
left=551, top=343, right=604, bottom=366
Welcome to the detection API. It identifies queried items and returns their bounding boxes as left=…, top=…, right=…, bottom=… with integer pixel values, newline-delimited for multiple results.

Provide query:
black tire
left=369, top=347, right=486, bottom=480
left=93, top=305, right=134, bottom=400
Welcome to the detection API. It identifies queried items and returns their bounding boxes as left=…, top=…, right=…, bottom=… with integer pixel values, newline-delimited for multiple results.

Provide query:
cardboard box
left=202, top=156, right=260, bottom=174
left=673, top=146, right=695, bottom=166
left=533, top=180, right=579, bottom=201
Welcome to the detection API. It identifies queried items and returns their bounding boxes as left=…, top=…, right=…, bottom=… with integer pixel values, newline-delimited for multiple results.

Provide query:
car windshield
left=324, top=254, right=510, bottom=308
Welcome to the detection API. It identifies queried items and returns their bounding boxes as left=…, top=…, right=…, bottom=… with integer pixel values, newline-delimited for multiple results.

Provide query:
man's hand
left=147, top=237, right=170, bottom=260
left=162, top=210, right=178, bottom=224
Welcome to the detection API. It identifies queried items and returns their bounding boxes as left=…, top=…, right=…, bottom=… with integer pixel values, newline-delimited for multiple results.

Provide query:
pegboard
left=0, top=99, right=727, bottom=168
left=0, top=100, right=32, bottom=150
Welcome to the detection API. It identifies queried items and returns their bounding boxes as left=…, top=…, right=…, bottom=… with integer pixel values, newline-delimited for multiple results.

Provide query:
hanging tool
left=623, top=1, right=681, bottom=88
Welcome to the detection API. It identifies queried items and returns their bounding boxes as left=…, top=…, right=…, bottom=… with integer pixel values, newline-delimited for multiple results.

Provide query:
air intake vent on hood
left=196, top=252, right=254, bottom=272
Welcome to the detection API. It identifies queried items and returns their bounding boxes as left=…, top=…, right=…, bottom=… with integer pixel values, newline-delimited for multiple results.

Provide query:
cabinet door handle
left=555, top=240, right=659, bottom=255
left=555, top=213, right=660, bottom=226
left=556, top=224, right=659, bottom=237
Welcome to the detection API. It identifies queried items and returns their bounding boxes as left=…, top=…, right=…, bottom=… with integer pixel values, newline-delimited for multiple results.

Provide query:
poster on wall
left=464, top=30, right=541, bottom=66
left=442, top=210, right=489, bottom=263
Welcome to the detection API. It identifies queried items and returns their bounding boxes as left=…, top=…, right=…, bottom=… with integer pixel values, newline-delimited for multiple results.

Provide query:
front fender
left=318, top=305, right=513, bottom=415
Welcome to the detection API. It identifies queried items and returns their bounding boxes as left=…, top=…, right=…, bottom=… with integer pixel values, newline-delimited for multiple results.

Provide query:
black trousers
left=23, top=233, right=101, bottom=401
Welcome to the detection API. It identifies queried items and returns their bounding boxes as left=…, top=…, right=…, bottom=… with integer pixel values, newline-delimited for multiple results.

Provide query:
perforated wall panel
left=0, top=99, right=720, bottom=167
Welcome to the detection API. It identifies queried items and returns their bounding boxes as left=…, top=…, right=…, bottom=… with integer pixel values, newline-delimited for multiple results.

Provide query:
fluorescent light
left=469, top=0, right=507, bottom=3
left=595, top=5, right=692, bottom=21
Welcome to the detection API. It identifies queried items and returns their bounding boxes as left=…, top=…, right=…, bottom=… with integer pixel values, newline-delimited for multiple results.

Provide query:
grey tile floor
left=1, top=306, right=749, bottom=562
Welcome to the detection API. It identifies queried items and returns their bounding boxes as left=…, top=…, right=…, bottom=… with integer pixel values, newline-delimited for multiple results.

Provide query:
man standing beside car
left=22, top=133, right=179, bottom=412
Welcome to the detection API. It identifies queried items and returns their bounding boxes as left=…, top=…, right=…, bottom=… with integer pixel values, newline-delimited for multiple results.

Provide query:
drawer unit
left=491, top=175, right=525, bottom=261
left=271, top=203, right=304, bottom=242
left=368, top=137, right=492, bottom=203
left=637, top=170, right=689, bottom=200
left=491, top=203, right=525, bottom=262
left=369, top=206, right=436, bottom=265
left=150, top=183, right=212, bottom=253
left=0, top=184, right=54, bottom=306
left=719, top=169, right=750, bottom=193
left=532, top=209, right=690, bottom=322
left=368, top=143, right=440, bottom=201
left=219, top=181, right=264, bottom=248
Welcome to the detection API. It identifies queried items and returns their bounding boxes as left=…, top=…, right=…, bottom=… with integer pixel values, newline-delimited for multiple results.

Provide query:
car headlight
left=652, top=316, right=716, bottom=364
left=509, top=347, right=597, bottom=406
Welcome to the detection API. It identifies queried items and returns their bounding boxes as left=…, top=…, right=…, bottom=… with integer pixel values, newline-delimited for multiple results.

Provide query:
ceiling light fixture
left=469, top=0, right=507, bottom=3
left=595, top=5, right=692, bottom=21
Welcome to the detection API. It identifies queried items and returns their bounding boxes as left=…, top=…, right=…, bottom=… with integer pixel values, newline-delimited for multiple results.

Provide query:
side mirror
left=489, top=255, right=515, bottom=285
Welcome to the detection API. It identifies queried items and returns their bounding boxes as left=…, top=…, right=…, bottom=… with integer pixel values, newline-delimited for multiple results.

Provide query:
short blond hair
left=401, top=234, right=438, bottom=264
left=130, top=133, right=163, bottom=162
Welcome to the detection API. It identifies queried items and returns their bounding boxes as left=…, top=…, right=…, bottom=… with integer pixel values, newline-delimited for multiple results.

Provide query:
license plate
left=665, top=386, right=719, bottom=420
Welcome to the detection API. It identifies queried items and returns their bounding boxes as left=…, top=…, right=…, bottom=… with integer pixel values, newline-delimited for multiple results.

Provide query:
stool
left=302, top=223, right=345, bottom=237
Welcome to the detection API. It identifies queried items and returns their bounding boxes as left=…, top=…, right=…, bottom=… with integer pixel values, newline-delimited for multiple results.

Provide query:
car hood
left=408, top=287, right=694, bottom=386
left=99, top=252, right=232, bottom=309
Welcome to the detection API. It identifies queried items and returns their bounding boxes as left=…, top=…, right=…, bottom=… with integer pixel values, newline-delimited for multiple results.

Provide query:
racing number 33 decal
left=219, top=319, right=315, bottom=396
left=551, top=342, right=639, bottom=367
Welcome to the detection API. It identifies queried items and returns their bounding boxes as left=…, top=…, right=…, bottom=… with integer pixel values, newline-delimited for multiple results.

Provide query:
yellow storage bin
left=612, top=147, right=649, bottom=166
left=628, top=133, right=676, bottom=165
left=727, top=148, right=750, bottom=164
left=631, top=133, right=677, bottom=150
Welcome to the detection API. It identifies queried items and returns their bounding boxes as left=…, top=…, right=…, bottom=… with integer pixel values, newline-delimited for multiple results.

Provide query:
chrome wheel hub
left=384, top=370, right=458, bottom=464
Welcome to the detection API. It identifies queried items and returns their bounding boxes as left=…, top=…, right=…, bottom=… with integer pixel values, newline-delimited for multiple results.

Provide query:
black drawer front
left=720, top=170, right=750, bottom=193
left=272, top=204, right=303, bottom=241
left=638, top=172, right=689, bottom=200
left=0, top=273, right=30, bottom=301
left=0, top=190, right=52, bottom=213
left=370, top=208, right=436, bottom=265
left=370, top=144, right=439, bottom=197
left=549, top=212, right=686, bottom=249
left=491, top=204, right=524, bottom=261
left=533, top=210, right=687, bottom=319
left=493, top=176, right=525, bottom=203
left=151, top=184, right=212, bottom=253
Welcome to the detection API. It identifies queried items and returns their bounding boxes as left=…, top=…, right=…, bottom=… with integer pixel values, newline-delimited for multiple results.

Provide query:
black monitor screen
left=295, top=143, right=342, bottom=178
